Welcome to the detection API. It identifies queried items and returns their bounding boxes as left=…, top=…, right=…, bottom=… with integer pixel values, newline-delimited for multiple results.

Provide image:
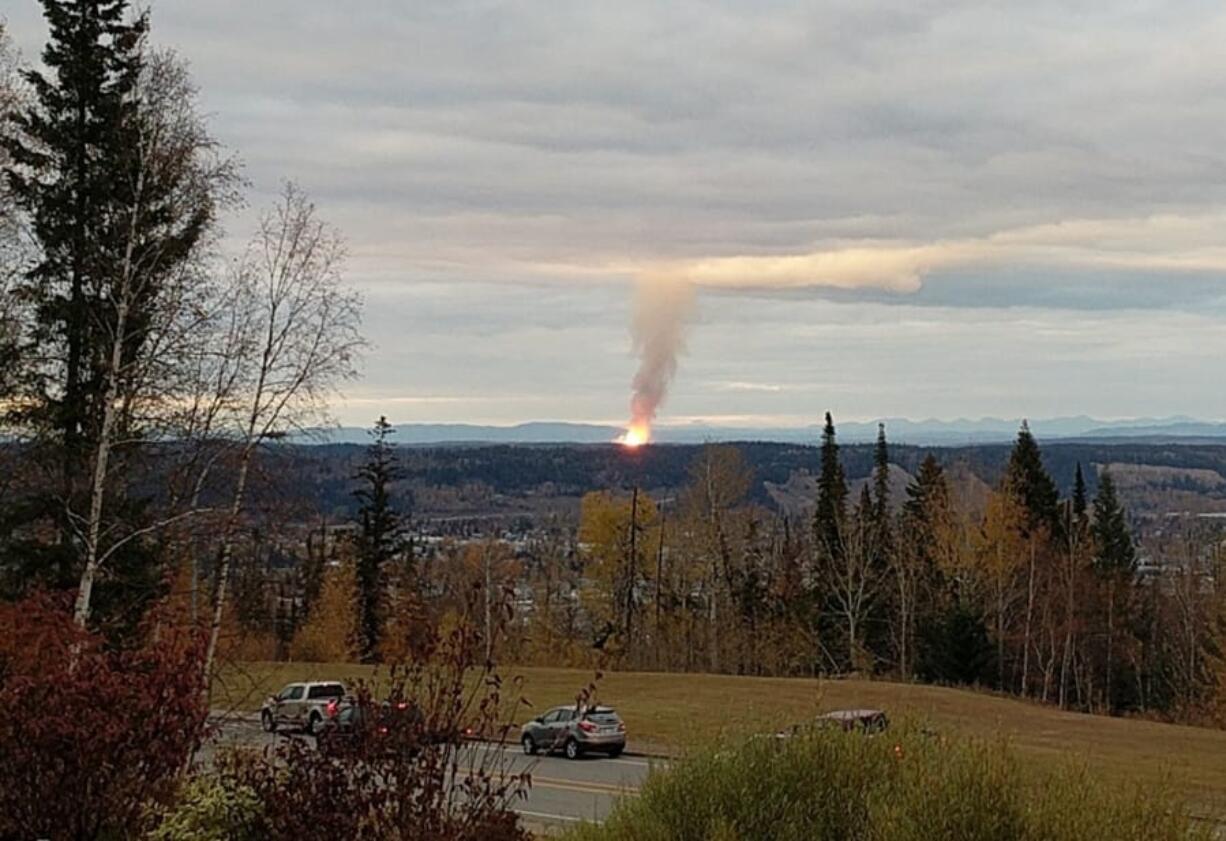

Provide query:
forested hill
left=264, top=440, right=1226, bottom=521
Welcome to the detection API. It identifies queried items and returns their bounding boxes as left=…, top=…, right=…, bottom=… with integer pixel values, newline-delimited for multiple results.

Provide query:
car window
left=285, top=685, right=305, bottom=700
left=308, top=684, right=344, bottom=700
left=542, top=709, right=563, bottom=724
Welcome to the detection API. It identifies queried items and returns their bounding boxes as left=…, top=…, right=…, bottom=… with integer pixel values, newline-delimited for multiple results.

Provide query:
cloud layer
left=7, top=1, right=1226, bottom=424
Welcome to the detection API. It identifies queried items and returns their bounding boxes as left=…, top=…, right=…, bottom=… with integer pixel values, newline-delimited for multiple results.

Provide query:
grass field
left=216, top=662, right=1226, bottom=816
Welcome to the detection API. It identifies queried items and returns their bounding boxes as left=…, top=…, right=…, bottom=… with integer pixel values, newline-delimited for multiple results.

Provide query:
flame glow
left=618, top=422, right=650, bottom=449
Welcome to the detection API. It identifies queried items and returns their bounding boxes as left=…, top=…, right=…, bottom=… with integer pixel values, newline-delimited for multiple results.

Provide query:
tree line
left=493, top=418, right=1222, bottom=722
left=243, top=412, right=1226, bottom=726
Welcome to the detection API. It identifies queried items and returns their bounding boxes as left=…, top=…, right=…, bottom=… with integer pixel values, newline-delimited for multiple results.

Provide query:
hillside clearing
left=217, top=662, right=1226, bottom=815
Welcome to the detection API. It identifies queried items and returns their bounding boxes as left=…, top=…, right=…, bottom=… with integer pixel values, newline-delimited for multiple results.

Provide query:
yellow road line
left=530, top=775, right=639, bottom=797
left=458, top=767, right=638, bottom=798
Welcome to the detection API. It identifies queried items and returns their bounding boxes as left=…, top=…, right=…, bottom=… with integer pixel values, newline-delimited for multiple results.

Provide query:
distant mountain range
left=307, top=416, right=1226, bottom=447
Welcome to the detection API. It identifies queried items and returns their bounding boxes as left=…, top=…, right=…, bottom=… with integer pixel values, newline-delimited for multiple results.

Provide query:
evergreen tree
left=301, top=520, right=329, bottom=618
left=904, top=454, right=949, bottom=532
left=813, top=412, right=848, bottom=561
left=3, top=2, right=229, bottom=625
left=1005, top=421, right=1060, bottom=536
left=900, top=453, right=954, bottom=674
left=1091, top=470, right=1135, bottom=575
left=871, top=423, right=892, bottom=553
left=1089, top=468, right=1137, bottom=713
left=917, top=600, right=995, bottom=686
left=1072, top=462, right=1088, bottom=521
left=3, top=0, right=147, bottom=461
left=352, top=416, right=406, bottom=663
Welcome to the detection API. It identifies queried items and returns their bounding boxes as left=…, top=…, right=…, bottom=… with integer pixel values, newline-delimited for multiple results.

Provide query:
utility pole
left=625, top=486, right=639, bottom=651
left=484, top=544, right=493, bottom=664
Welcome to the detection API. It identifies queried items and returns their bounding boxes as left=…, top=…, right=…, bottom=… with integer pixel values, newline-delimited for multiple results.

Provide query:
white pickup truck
left=260, top=681, right=347, bottom=735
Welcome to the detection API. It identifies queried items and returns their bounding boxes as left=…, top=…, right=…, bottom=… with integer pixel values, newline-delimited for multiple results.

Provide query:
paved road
left=206, top=716, right=656, bottom=828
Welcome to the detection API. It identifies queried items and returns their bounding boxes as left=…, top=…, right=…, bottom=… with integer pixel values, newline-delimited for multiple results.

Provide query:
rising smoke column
left=626, top=277, right=696, bottom=443
left=619, top=243, right=941, bottom=444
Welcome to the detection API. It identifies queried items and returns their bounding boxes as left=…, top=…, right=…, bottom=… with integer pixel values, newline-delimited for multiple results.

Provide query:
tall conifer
left=1072, top=463, right=1088, bottom=520
left=1005, top=420, right=1060, bottom=536
left=3, top=0, right=147, bottom=458
left=353, top=416, right=406, bottom=663
left=1091, top=470, right=1134, bottom=575
left=872, top=423, right=892, bottom=551
left=814, top=412, right=847, bottom=561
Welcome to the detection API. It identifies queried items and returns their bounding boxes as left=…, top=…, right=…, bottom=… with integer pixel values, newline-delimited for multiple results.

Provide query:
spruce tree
left=871, top=423, right=892, bottom=551
left=1005, top=420, right=1060, bottom=536
left=352, top=416, right=406, bottom=663
left=1091, top=470, right=1135, bottom=575
left=904, top=455, right=949, bottom=536
left=3, top=0, right=147, bottom=459
left=813, top=411, right=847, bottom=561
left=903, top=458, right=951, bottom=579
left=3, top=2, right=226, bottom=621
left=1090, top=468, right=1136, bottom=713
left=1072, top=462, right=1088, bottom=521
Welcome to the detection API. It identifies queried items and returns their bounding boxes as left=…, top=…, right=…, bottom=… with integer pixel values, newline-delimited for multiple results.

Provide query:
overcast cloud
left=7, top=1, right=1226, bottom=427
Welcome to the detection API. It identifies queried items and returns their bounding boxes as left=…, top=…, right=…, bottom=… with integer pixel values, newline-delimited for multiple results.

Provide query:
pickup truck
left=260, top=681, right=347, bottom=735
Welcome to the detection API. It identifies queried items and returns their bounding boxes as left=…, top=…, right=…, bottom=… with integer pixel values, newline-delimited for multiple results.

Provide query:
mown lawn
left=216, top=662, right=1226, bottom=816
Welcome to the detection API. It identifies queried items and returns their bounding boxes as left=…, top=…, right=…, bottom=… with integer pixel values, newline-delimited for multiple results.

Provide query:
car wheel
left=564, top=738, right=582, bottom=760
left=306, top=711, right=321, bottom=736
left=261, top=710, right=276, bottom=733
left=607, top=747, right=623, bottom=758
left=522, top=735, right=537, bottom=756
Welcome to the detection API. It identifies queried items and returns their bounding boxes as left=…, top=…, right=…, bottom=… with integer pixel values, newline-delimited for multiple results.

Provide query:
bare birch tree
left=0, top=24, right=29, bottom=405
left=71, top=49, right=238, bottom=625
left=826, top=488, right=884, bottom=671
left=201, top=183, right=363, bottom=686
left=683, top=445, right=751, bottom=673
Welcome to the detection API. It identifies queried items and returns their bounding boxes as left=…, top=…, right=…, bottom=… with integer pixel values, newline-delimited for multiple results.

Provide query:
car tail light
left=618, top=722, right=626, bottom=732
left=578, top=720, right=597, bottom=733
left=396, top=701, right=408, bottom=710
left=326, top=700, right=339, bottom=717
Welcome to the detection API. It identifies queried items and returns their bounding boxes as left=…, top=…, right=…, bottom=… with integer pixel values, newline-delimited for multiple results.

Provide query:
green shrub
left=147, top=774, right=262, bottom=841
left=564, top=725, right=1211, bottom=841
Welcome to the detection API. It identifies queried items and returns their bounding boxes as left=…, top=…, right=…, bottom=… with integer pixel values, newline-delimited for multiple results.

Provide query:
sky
left=8, top=1, right=1226, bottom=429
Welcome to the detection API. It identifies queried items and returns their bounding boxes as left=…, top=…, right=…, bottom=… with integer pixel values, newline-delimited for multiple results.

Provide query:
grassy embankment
left=563, top=725, right=1212, bottom=841
left=216, top=662, right=1226, bottom=817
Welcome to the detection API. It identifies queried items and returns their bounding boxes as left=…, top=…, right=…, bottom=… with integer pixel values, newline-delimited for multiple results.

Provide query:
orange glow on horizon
left=617, top=421, right=650, bottom=449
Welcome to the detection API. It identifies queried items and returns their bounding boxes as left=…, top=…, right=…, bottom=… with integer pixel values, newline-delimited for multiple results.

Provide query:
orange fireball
left=618, top=421, right=650, bottom=449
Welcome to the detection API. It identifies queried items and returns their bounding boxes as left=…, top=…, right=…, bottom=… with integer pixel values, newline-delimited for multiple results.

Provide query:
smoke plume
left=627, top=277, right=696, bottom=441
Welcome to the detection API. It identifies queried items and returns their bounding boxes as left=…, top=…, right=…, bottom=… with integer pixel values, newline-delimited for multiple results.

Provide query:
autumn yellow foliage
left=291, top=559, right=359, bottom=663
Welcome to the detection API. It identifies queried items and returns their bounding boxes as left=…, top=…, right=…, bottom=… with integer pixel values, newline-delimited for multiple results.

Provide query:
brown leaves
left=0, top=591, right=210, bottom=840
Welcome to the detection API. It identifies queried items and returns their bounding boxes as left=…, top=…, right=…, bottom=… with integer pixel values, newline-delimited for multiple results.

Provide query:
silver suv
left=260, top=681, right=347, bottom=735
left=521, top=705, right=626, bottom=759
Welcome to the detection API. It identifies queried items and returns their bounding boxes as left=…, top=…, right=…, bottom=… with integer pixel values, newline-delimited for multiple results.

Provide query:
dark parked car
left=315, top=699, right=458, bottom=758
left=521, top=705, right=626, bottom=759
left=769, top=709, right=890, bottom=741
left=816, top=709, right=889, bottom=734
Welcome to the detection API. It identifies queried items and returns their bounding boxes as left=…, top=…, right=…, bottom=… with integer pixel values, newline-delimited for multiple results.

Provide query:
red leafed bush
left=0, top=592, right=210, bottom=840
left=220, top=593, right=532, bottom=841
